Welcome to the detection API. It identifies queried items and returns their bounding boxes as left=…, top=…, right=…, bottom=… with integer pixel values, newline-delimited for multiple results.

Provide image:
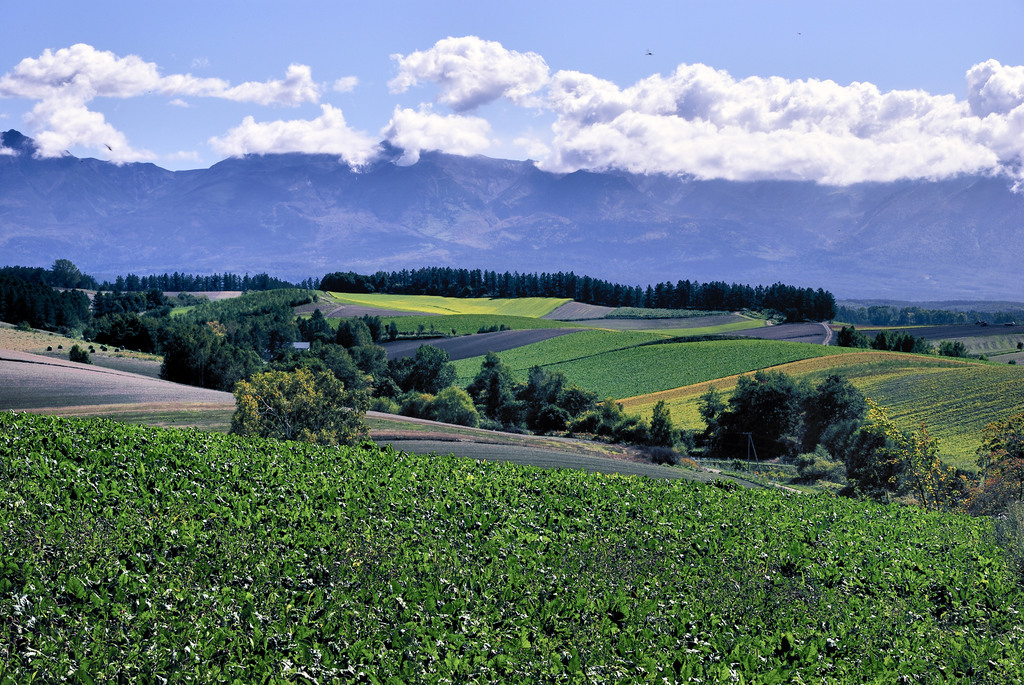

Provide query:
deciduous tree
left=231, top=367, right=369, bottom=446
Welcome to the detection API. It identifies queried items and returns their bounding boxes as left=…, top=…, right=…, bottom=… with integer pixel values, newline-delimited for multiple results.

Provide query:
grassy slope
left=326, top=292, right=570, bottom=317
left=3, top=412, right=1020, bottom=683
left=620, top=350, right=1024, bottom=467
left=454, top=332, right=851, bottom=399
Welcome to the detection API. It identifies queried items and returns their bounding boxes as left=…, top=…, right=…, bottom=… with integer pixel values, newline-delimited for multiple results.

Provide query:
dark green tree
left=298, top=309, right=334, bottom=344
left=649, top=400, right=675, bottom=447
left=706, top=370, right=805, bottom=461
left=394, top=345, right=456, bottom=394
left=467, top=352, right=522, bottom=423
left=801, top=374, right=868, bottom=453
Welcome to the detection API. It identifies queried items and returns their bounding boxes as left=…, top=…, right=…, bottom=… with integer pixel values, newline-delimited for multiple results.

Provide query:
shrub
left=68, top=344, right=92, bottom=364
left=647, top=445, right=679, bottom=465
left=399, top=392, right=435, bottom=420
left=430, top=386, right=480, bottom=427
left=532, top=404, right=569, bottom=435
left=369, top=396, right=401, bottom=414
left=795, top=445, right=847, bottom=483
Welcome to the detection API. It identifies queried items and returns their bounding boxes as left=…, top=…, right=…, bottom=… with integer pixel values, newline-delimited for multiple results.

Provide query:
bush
left=369, top=396, right=401, bottom=414
left=68, top=344, right=92, bottom=364
left=646, top=446, right=679, bottom=465
left=398, top=392, right=435, bottom=420
left=430, top=386, right=480, bottom=427
left=532, top=404, right=569, bottom=435
left=796, top=445, right=848, bottom=483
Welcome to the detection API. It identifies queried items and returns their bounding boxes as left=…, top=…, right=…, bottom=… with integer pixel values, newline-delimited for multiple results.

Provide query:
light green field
left=619, top=350, right=1024, bottom=468
left=326, top=292, right=570, bottom=317
left=454, top=333, right=851, bottom=400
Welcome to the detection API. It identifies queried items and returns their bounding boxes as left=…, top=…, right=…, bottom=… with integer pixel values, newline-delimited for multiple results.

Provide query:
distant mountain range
left=2, top=129, right=1022, bottom=300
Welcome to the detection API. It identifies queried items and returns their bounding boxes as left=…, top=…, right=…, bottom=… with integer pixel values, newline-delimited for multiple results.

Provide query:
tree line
left=0, top=273, right=91, bottom=332
left=838, top=304, right=1024, bottom=326
left=100, top=271, right=309, bottom=293
left=321, top=267, right=836, bottom=321
left=837, top=325, right=973, bottom=358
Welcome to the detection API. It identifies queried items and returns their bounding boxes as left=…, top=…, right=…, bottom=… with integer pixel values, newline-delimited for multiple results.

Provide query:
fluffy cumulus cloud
left=381, top=106, right=493, bottom=165
left=209, top=105, right=379, bottom=165
left=541, top=63, right=1011, bottom=183
left=389, top=36, right=549, bottom=111
left=383, top=36, right=1024, bottom=184
left=0, top=44, right=334, bottom=160
left=5, top=39, right=1024, bottom=184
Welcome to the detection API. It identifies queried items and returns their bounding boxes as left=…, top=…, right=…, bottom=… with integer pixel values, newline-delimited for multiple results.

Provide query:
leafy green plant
left=3, top=412, right=1023, bottom=682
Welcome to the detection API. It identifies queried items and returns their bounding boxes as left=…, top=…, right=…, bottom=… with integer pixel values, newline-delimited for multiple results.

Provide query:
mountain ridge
left=2, top=129, right=1022, bottom=300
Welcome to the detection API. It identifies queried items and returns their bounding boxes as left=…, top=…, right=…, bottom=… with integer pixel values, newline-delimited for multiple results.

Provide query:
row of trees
left=100, top=271, right=305, bottom=293
left=838, top=304, right=1024, bottom=327
left=0, top=273, right=91, bottom=332
left=321, top=267, right=836, bottom=321
left=837, top=325, right=972, bottom=357
left=0, top=259, right=100, bottom=290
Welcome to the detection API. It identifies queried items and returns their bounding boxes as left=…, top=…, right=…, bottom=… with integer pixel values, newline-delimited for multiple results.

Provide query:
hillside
left=3, top=129, right=1024, bottom=300
left=619, top=350, right=1024, bottom=467
left=2, top=412, right=1020, bottom=682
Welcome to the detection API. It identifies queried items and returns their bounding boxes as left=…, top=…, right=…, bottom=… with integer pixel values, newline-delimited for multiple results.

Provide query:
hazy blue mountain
left=2, top=129, right=1022, bottom=299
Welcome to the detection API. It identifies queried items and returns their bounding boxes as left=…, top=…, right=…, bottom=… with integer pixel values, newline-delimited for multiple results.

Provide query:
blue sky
left=3, top=0, right=1024, bottom=184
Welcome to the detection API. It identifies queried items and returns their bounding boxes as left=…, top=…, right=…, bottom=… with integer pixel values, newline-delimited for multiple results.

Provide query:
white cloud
left=539, top=61, right=1016, bottom=183
left=333, top=76, right=358, bottom=94
left=209, top=104, right=379, bottom=166
left=381, top=106, right=493, bottom=164
left=4, top=39, right=1024, bottom=185
left=0, top=44, right=324, bottom=161
left=966, top=60, right=1024, bottom=117
left=219, top=64, right=320, bottom=106
left=389, top=36, right=549, bottom=111
left=27, top=98, right=155, bottom=161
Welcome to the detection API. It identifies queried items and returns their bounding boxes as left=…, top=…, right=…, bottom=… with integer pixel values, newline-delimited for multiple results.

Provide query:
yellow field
left=325, top=292, right=570, bottom=317
left=619, top=351, right=1024, bottom=467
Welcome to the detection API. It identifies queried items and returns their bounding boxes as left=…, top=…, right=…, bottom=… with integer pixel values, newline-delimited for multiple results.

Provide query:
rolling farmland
left=325, top=292, right=571, bottom=317
left=454, top=334, right=851, bottom=399
left=619, top=350, right=1024, bottom=467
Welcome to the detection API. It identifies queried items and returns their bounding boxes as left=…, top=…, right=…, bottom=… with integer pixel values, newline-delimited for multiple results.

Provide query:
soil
left=380, top=328, right=583, bottom=361
left=0, top=349, right=234, bottom=411
left=543, top=302, right=617, bottom=320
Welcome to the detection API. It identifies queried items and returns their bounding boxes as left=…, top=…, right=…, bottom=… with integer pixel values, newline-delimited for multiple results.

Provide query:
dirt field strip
left=1, top=350, right=234, bottom=411
left=380, top=328, right=584, bottom=361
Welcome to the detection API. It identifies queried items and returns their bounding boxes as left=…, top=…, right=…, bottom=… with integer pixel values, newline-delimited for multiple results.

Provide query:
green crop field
left=455, top=334, right=850, bottom=399
left=620, top=351, right=1024, bottom=467
left=2, top=412, right=1021, bottom=683
left=453, top=330, right=666, bottom=384
left=326, top=292, right=570, bottom=317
